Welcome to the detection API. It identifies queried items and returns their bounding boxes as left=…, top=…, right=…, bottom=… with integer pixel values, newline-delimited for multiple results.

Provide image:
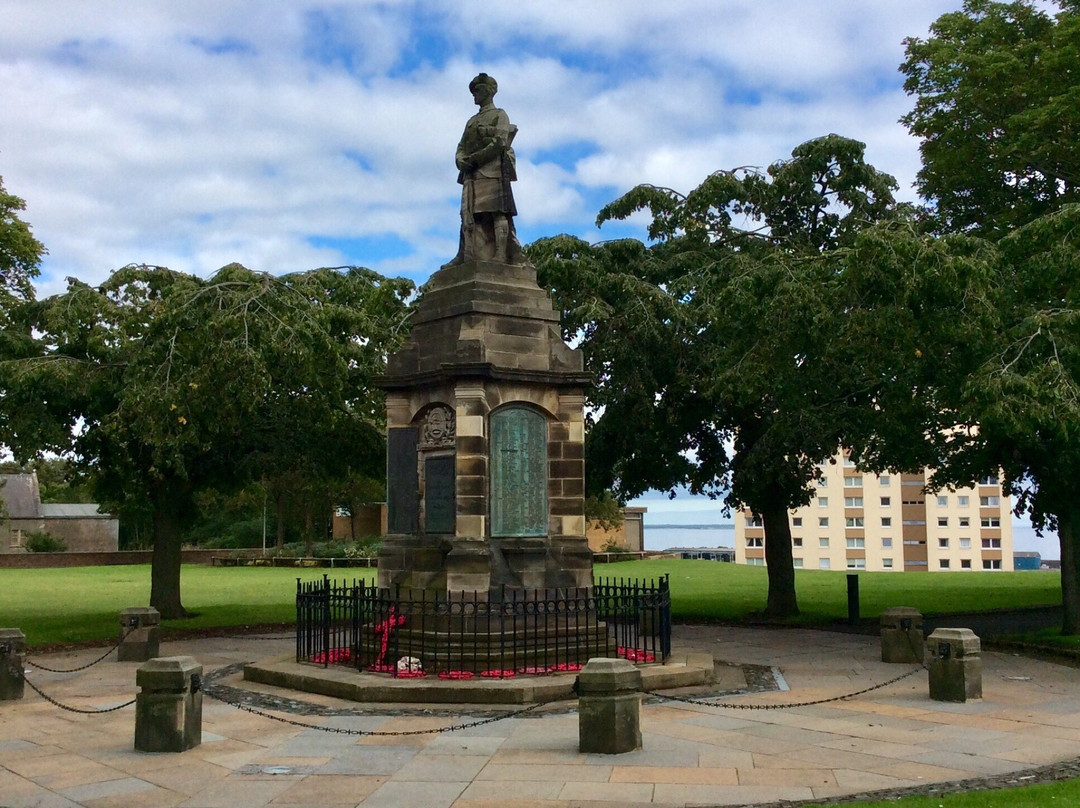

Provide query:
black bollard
left=846, top=574, right=860, bottom=626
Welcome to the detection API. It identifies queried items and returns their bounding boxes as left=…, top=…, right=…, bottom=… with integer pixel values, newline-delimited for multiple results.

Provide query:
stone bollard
left=0, top=628, right=27, bottom=701
left=577, top=657, right=642, bottom=754
left=880, top=607, right=924, bottom=663
left=927, top=628, right=981, bottom=703
left=134, top=656, right=203, bottom=752
left=118, top=607, right=161, bottom=663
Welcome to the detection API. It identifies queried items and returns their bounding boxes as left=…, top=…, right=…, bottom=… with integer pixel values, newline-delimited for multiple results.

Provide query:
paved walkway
left=2, top=626, right=1079, bottom=807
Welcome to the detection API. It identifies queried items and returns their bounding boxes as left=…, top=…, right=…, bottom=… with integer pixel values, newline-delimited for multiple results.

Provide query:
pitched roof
left=40, top=503, right=108, bottom=518
left=0, top=474, right=42, bottom=519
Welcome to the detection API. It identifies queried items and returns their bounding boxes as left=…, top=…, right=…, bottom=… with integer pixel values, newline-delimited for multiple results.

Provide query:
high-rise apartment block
left=734, top=453, right=1013, bottom=572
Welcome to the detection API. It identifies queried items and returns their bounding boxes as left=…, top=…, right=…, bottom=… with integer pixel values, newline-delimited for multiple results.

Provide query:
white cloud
left=0, top=0, right=965, bottom=292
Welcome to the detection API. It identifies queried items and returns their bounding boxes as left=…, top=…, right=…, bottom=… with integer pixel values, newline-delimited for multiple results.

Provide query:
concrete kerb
left=242, top=649, right=715, bottom=706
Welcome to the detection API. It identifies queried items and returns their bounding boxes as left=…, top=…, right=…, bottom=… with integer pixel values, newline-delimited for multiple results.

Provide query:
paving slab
left=4, top=626, right=1080, bottom=807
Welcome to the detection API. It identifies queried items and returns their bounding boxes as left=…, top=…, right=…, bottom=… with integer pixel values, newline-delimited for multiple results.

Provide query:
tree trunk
left=761, top=497, right=799, bottom=618
left=1060, top=511, right=1080, bottom=635
left=274, top=491, right=285, bottom=550
left=149, top=481, right=188, bottom=620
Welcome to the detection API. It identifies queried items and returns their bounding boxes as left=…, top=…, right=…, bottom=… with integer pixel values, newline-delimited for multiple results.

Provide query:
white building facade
left=735, top=453, right=1013, bottom=572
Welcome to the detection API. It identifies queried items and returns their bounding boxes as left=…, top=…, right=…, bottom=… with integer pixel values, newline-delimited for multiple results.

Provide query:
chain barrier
left=201, top=682, right=545, bottom=735
left=645, top=666, right=924, bottom=711
left=19, top=671, right=136, bottom=714
left=25, top=625, right=140, bottom=674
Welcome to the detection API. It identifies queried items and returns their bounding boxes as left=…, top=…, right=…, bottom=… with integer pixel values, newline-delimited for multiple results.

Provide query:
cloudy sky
left=1, top=0, right=968, bottom=298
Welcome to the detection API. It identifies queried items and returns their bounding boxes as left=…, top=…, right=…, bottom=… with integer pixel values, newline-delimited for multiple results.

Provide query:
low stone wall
left=0, top=548, right=265, bottom=569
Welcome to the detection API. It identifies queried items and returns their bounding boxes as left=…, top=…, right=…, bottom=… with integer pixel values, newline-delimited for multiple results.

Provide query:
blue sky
left=2, top=0, right=968, bottom=296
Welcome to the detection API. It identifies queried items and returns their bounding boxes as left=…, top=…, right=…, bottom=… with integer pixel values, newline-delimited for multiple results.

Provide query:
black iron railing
left=295, top=575, right=671, bottom=677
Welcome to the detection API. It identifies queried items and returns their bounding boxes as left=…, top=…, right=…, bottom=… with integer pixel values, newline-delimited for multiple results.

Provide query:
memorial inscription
left=490, top=407, right=547, bottom=536
left=387, top=427, right=419, bottom=533
left=424, top=454, right=456, bottom=534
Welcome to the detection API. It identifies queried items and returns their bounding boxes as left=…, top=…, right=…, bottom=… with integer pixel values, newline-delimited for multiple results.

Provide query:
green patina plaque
left=490, top=406, right=547, bottom=536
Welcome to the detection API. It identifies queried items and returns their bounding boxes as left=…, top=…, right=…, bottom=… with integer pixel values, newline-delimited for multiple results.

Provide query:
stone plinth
left=0, top=628, right=26, bottom=701
left=378, top=259, right=592, bottom=596
left=927, top=628, right=981, bottom=702
left=880, top=607, right=924, bottom=663
left=134, top=656, right=202, bottom=752
left=118, top=607, right=160, bottom=663
left=577, top=657, right=642, bottom=754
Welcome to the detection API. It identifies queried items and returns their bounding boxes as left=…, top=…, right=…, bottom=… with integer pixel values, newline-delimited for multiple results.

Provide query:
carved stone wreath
left=419, top=405, right=456, bottom=449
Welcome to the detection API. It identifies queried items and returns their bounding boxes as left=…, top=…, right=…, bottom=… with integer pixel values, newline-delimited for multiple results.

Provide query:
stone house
left=0, top=473, right=119, bottom=553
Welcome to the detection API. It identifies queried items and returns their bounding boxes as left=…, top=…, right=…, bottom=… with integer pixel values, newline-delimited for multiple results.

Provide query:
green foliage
left=901, top=0, right=1080, bottom=236
left=584, top=490, right=624, bottom=530
left=532, top=135, right=901, bottom=617
left=22, top=531, right=67, bottom=553
left=0, top=174, right=45, bottom=314
left=0, top=263, right=413, bottom=617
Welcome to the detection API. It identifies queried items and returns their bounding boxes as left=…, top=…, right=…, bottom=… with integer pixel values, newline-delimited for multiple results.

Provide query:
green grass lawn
left=827, top=777, right=1080, bottom=807
left=597, top=559, right=1062, bottom=623
left=0, top=558, right=1062, bottom=646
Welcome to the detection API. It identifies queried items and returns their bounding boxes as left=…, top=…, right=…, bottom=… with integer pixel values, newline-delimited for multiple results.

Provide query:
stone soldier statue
left=445, top=73, right=525, bottom=266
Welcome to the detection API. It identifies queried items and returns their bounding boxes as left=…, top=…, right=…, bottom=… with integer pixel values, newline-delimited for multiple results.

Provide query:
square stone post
left=577, top=657, right=642, bottom=753
left=0, top=628, right=26, bottom=701
left=118, top=607, right=161, bottom=662
left=134, top=656, right=203, bottom=752
left=927, top=628, right=981, bottom=702
left=880, top=607, right=924, bottom=663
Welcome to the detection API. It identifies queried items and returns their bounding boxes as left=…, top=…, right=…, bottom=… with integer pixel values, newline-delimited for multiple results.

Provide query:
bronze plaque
left=424, top=454, right=456, bottom=534
left=387, top=427, right=419, bottom=533
left=490, top=407, right=547, bottom=536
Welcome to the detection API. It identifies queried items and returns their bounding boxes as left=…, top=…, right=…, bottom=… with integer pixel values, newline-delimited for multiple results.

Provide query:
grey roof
left=40, top=503, right=110, bottom=518
left=0, top=474, right=41, bottom=519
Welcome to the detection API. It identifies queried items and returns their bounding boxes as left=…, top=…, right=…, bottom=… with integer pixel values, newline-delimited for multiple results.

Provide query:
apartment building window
left=983, top=559, right=1002, bottom=570
left=980, top=496, right=1000, bottom=507
left=979, top=475, right=998, bottom=485
left=902, top=520, right=926, bottom=526
left=880, top=476, right=891, bottom=486
left=819, top=558, right=831, bottom=569
left=819, top=537, right=830, bottom=548
left=960, top=538, right=971, bottom=549
left=846, top=537, right=865, bottom=549
left=819, top=517, right=829, bottom=527
left=880, top=497, right=891, bottom=507
left=958, top=496, right=969, bottom=507
left=746, top=537, right=764, bottom=548
left=845, top=476, right=862, bottom=487
left=902, top=499, right=925, bottom=505
left=817, top=477, right=828, bottom=488
left=882, top=558, right=893, bottom=568
left=982, top=538, right=1002, bottom=549
left=939, top=538, right=949, bottom=548
left=881, top=537, right=893, bottom=548
left=847, top=558, right=866, bottom=570
left=792, top=517, right=803, bottom=527
left=844, top=497, right=863, bottom=507
left=843, top=457, right=856, bottom=467
left=845, top=516, right=864, bottom=528
left=961, top=559, right=972, bottom=569
left=793, top=558, right=803, bottom=568
left=959, top=517, right=970, bottom=527
left=745, top=516, right=763, bottom=527
left=747, top=557, right=765, bottom=566
left=937, top=495, right=949, bottom=507
left=792, top=537, right=803, bottom=548
left=938, top=517, right=948, bottom=527
left=818, top=497, right=829, bottom=507
left=939, top=559, right=951, bottom=569
left=881, top=517, right=892, bottom=527
left=981, top=517, right=1001, bottom=528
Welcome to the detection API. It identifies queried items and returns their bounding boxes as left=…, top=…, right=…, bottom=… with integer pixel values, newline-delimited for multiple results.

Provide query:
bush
left=24, top=532, right=68, bottom=553
left=600, top=538, right=632, bottom=554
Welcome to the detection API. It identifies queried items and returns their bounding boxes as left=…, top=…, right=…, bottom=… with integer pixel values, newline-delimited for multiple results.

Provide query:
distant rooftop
left=40, top=503, right=107, bottom=518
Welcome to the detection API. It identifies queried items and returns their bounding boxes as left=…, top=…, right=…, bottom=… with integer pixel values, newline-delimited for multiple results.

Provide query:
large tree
left=901, top=0, right=1080, bottom=633
left=533, top=135, right=898, bottom=617
left=0, top=263, right=411, bottom=617
left=901, top=0, right=1080, bottom=237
